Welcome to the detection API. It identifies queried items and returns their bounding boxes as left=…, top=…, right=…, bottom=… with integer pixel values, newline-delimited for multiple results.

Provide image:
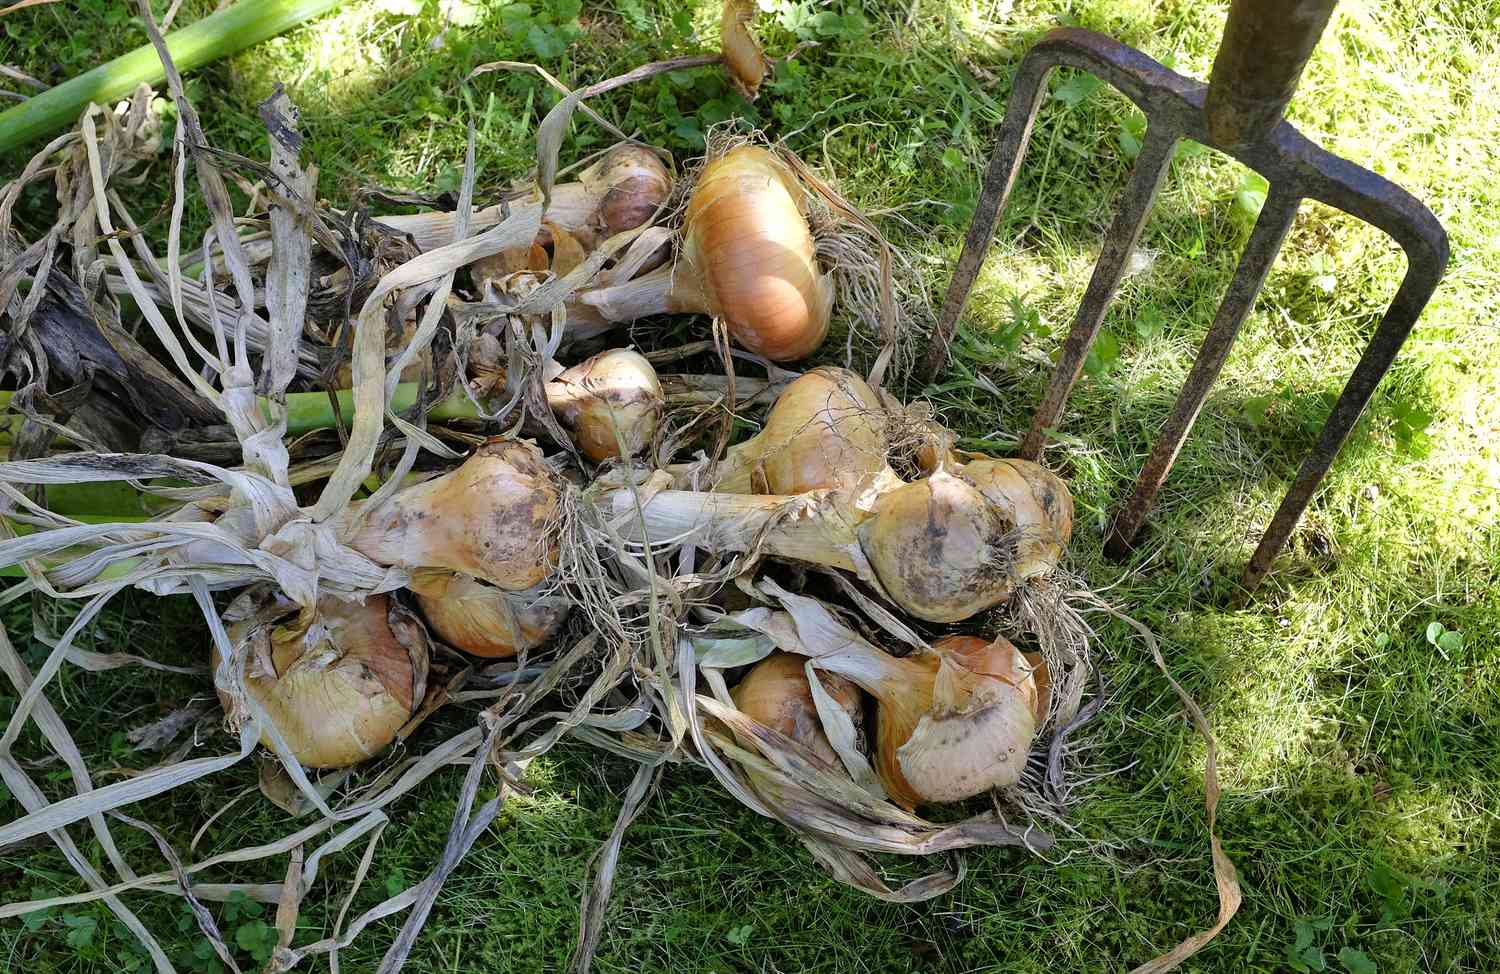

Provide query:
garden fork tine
left=927, top=0, right=1449, bottom=594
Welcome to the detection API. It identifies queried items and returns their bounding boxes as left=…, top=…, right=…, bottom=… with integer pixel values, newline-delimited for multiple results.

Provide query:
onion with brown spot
left=545, top=348, right=663, bottom=463
left=345, top=437, right=561, bottom=590
left=605, top=456, right=1072, bottom=623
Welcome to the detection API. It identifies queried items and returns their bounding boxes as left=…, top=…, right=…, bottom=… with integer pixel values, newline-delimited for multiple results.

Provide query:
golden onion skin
left=931, top=635, right=1046, bottom=724
left=721, top=367, right=891, bottom=496
left=413, top=573, right=568, bottom=659
left=349, top=438, right=560, bottom=591
left=215, top=594, right=428, bottom=769
left=682, top=146, right=833, bottom=362
left=547, top=348, right=664, bottom=463
left=732, top=651, right=863, bottom=767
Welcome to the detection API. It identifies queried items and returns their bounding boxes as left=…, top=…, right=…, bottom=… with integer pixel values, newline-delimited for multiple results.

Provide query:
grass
left=2, top=0, right=1498, bottom=971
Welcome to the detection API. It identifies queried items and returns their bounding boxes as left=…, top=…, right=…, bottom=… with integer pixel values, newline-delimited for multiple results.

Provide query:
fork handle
left=1205, top=0, right=1338, bottom=147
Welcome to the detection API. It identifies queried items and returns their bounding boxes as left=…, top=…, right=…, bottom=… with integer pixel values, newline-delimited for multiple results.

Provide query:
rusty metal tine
left=1018, top=128, right=1177, bottom=461
left=925, top=55, right=1054, bottom=379
left=1104, top=185, right=1303, bottom=558
left=1241, top=254, right=1448, bottom=591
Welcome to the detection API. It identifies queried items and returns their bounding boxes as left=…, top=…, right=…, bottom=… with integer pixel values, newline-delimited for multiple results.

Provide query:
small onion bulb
left=731, top=651, right=863, bottom=767
left=214, top=592, right=429, bottom=769
left=545, top=348, right=664, bottom=463
left=411, top=572, right=569, bottom=659
left=470, top=143, right=672, bottom=290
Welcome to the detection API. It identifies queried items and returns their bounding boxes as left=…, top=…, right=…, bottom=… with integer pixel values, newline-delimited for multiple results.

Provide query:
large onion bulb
left=347, top=437, right=560, bottom=590
left=813, top=633, right=1037, bottom=809
left=573, top=146, right=833, bottom=362
left=215, top=592, right=429, bottom=768
left=608, top=456, right=1072, bottom=623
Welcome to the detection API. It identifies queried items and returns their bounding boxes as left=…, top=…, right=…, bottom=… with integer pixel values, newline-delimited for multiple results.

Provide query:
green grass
left=2, top=0, right=1498, bottom=972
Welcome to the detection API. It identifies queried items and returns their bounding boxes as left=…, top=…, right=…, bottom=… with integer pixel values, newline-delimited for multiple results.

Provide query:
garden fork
left=927, top=0, right=1448, bottom=593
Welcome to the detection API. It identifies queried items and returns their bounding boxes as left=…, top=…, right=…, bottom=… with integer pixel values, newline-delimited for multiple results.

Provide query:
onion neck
left=605, top=488, right=865, bottom=571
left=574, top=263, right=710, bottom=324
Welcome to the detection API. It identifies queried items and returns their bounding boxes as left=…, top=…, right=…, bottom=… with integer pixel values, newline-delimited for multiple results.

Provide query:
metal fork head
left=929, top=13, right=1448, bottom=595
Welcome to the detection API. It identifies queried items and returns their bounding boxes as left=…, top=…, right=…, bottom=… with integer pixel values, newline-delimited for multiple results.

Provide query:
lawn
left=1, top=0, right=1497, bottom=972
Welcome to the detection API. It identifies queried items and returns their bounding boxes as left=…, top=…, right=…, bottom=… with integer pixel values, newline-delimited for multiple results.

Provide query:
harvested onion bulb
left=608, top=457, right=1072, bottom=623
left=731, top=651, right=863, bottom=767
left=811, top=633, right=1037, bottom=809
left=346, top=437, right=561, bottom=590
left=215, top=592, right=429, bottom=768
left=573, top=145, right=833, bottom=362
left=470, top=143, right=672, bottom=290
left=546, top=348, right=663, bottom=462
left=410, top=572, right=568, bottom=659
left=690, top=367, right=897, bottom=497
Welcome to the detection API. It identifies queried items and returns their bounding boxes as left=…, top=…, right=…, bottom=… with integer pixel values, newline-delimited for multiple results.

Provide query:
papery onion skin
left=716, top=367, right=894, bottom=496
left=348, top=438, right=560, bottom=590
left=732, top=651, right=863, bottom=767
left=845, top=635, right=1036, bottom=809
left=682, top=146, right=833, bottom=361
left=930, top=635, right=1047, bottom=723
left=215, top=593, right=428, bottom=769
left=412, top=573, right=568, bottom=659
left=546, top=348, right=664, bottom=463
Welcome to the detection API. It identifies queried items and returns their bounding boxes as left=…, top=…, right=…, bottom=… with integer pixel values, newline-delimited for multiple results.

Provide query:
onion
left=810, top=633, right=1037, bottom=809
left=410, top=572, right=569, bottom=659
left=573, top=145, right=833, bottom=362
left=858, top=459, right=1072, bottom=621
left=721, top=0, right=770, bottom=99
left=691, top=367, right=897, bottom=497
left=608, top=457, right=1072, bottom=623
left=470, top=143, right=671, bottom=290
left=731, top=651, right=863, bottom=767
left=214, top=592, right=429, bottom=769
left=545, top=348, right=663, bottom=462
left=346, top=437, right=560, bottom=590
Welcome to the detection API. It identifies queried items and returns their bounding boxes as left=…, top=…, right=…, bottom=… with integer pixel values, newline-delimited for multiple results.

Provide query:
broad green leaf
left=1339, top=947, right=1378, bottom=974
